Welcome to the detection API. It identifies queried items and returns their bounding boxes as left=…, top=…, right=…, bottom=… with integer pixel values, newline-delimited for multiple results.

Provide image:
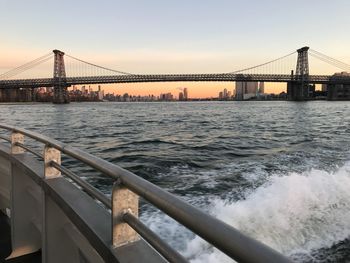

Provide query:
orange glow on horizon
left=75, top=82, right=287, bottom=98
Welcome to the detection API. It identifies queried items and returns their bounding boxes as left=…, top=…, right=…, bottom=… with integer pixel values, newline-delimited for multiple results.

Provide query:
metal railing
left=0, top=134, right=10, bottom=143
left=0, top=124, right=293, bottom=263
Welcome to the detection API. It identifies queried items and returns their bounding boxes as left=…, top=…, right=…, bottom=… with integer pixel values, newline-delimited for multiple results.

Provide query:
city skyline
left=1, top=0, right=350, bottom=97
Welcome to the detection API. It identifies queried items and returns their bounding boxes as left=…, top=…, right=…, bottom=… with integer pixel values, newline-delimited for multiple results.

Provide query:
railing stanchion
left=43, top=145, right=66, bottom=262
left=44, top=145, right=61, bottom=178
left=11, top=132, right=24, bottom=154
left=112, top=180, right=139, bottom=247
left=7, top=130, right=41, bottom=259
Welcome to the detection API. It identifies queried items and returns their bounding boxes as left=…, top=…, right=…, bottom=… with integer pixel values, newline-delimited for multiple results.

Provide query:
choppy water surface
left=1, top=101, right=350, bottom=262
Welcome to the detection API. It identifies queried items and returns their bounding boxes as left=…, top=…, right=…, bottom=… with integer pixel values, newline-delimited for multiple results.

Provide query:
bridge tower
left=295, top=47, right=309, bottom=77
left=52, top=50, right=69, bottom=104
left=287, top=46, right=310, bottom=101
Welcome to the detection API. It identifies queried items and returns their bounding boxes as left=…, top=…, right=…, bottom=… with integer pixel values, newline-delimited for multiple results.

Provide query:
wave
left=184, top=162, right=350, bottom=262
left=124, top=138, right=180, bottom=146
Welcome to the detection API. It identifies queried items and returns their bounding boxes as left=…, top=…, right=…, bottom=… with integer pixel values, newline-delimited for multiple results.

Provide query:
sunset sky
left=1, top=0, right=350, bottom=97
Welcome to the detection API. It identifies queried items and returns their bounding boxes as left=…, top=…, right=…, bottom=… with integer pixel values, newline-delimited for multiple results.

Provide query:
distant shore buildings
left=178, top=87, right=188, bottom=101
left=1, top=76, right=350, bottom=102
left=235, top=81, right=265, bottom=100
left=69, top=85, right=104, bottom=102
left=218, top=88, right=232, bottom=100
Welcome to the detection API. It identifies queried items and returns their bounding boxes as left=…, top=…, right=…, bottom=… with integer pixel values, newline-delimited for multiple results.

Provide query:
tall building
left=219, top=91, right=223, bottom=99
left=235, top=82, right=258, bottom=100
left=258, top=82, right=265, bottom=94
left=160, top=93, right=174, bottom=101
left=218, top=88, right=232, bottom=100
left=179, top=92, right=184, bottom=101
left=183, top=88, right=188, bottom=100
left=223, top=88, right=228, bottom=98
left=97, top=85, right=104, bottom=100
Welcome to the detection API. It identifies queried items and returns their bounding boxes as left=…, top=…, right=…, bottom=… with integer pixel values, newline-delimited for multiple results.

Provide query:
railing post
left=42, top=145, right=105, bottom=262
left=43, top=144, right=66, bottom=263
left=44, top=145, right=61, bottom=178
left=7, top=131, right=42, bottom=259
left=11, top=132, right=24, bottom=154
left=112, top=180, right=139, bottom=247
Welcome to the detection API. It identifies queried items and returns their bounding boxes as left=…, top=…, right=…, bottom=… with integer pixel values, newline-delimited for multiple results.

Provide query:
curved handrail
left=0, top=135, right=10, bottom=142
left=0, top=124, right=293, bottom=263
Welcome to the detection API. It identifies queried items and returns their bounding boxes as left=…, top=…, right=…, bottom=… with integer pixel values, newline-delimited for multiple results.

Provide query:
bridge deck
left=1, top=74, right=350, bottom=89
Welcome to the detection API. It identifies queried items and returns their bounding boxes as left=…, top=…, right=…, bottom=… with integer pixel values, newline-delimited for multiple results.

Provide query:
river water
left=1, top=101, right=350, bottom=262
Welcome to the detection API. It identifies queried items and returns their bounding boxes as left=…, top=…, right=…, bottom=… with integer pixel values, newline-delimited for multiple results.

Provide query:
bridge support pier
left=287, top=82, right=310, bottom=101
left=327, top=84, right=337, bottom=100
left=8, top=89, right=18, bottom=102
left=53, top=85, right=69, bottom=104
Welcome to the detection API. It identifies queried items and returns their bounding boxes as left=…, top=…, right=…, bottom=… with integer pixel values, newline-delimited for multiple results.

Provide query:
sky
left=1, top=0, right=350, bottom=97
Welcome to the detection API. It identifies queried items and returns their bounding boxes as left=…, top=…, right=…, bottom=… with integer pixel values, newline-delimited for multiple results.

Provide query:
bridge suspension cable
left=309, top=49, right=350, bottom=72
left=0, top=52, right=53, bottom=80
left=228, top=50, right=296, bottom=74
left=65, top=54, right=133, bottom=76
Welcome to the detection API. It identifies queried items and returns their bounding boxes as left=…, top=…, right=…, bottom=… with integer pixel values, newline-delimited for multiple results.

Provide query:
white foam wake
left=184, top=162, right=350, bottom=262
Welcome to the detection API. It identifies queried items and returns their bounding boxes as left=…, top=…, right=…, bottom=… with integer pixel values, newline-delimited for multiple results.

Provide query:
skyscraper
left=235, top=82, right=258, bottom=100
left=258, top=82, right=265, bottom=94
left=179, top=92, right=184, bottom=101
left=183, top=88, right=188, bottom=100
left=223, top=88, right=228, bottom=98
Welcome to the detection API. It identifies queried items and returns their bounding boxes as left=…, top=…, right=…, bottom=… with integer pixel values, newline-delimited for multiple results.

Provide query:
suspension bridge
left=0, top=46, right=350, bottom=103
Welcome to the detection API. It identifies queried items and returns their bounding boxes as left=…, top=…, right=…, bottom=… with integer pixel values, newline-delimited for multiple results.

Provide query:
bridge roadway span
left=1, top=74, right=350, bottom=88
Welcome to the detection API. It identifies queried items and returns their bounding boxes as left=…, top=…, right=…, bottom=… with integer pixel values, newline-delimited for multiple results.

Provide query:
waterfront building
left=97, top=85, right=104, bottom=101
left=328, top=72, right=350, bottom=100
left=235, top=81, right=258, bottom=100
left=218, top=89, right=233, bottom=100
left=98, top=90, right=104, bottom=101
left=0, top=88, right=36, bottom=102
left=160, top=92, right=174, bottom=101
left=183, top=88, right=188, bottom=100
left=259, top=82, right=265, bottom=94
left=123, top=93, right=130, bottom=102
left=179, top=92, right=184, bottom=101
left=223, top=88, right=228, bottom=98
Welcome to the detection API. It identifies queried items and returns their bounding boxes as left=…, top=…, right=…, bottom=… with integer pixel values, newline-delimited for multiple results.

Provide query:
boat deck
left=0, top=211, right=41, bottom=263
